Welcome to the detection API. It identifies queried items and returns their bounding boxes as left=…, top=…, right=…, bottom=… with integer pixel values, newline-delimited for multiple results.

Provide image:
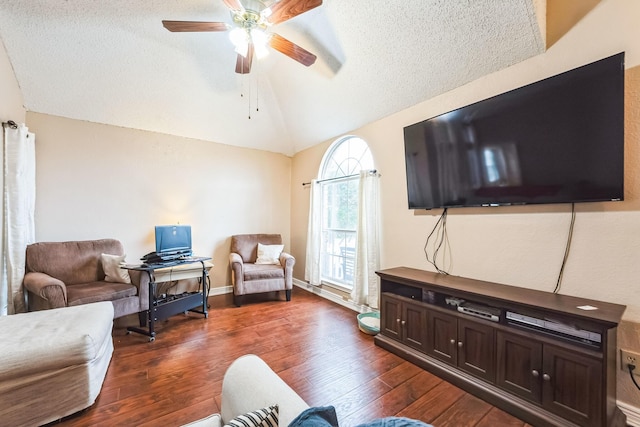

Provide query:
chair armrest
left=280, top=252, right=295, bottom=268
left=22, top=272, right=67, bottom=308
left=280, top=252, right=295, bottom=289
left=221, top=355, right=308, bottom=426
left=127, top=269, right=150, bottom=311
left=229, top=253, right=244, bottom=293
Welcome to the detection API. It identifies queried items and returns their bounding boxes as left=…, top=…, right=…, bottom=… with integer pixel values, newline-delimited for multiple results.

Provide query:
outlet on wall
left=620, top=349, right=640, bottom=375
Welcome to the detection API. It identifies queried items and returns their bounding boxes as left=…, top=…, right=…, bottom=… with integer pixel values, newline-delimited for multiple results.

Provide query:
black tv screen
left=404, top=52, right=625, bottom=209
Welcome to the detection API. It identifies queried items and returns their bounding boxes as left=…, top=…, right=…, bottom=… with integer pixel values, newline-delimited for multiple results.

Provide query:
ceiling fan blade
left=267, top=0, right=322, bottom=25
left=223, top=0, right=244, bottom=12
left=269, top=33, right=316, bottom=67
left=162, top=20, right=229, bottom=32
left=235, top=42, right=255, bottom=74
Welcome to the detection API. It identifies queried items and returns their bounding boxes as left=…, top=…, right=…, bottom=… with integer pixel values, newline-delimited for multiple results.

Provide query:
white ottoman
left=0, top=302, right=114, bottom=427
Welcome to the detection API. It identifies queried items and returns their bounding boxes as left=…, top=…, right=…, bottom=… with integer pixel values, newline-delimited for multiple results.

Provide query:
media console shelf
left=375, top=267, right=626, bottom=427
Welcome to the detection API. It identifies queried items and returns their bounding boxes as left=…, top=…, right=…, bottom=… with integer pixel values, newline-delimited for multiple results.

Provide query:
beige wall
left=27, top=112, right=292, bottom=289
left=291, top=0, right=640, bottom=410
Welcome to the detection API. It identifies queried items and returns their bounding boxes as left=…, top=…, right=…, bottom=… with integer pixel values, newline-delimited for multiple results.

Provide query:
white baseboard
left=208, top=281, right=373, bottom=314
left=619, top=401, right=640, bottom=426
left=209, top=285, right=233, bottom=296
left=292, top=279, right=374, bottom=313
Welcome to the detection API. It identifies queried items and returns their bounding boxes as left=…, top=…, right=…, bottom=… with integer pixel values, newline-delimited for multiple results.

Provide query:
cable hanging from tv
left=424, top=208, right=450, bottom=275
left=553, top=203, right=576, bottom=294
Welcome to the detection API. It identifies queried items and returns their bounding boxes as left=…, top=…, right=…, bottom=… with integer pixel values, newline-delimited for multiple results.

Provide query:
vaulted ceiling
left=0, top=0, right=544, bottom=155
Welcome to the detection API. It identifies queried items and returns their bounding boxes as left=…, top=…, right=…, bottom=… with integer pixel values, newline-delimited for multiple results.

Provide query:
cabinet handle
left=401, top=320, right=406, bottom=327
left=542, top=373, right=551, bottom=381
left=457, top=341, right=463, bottom=347
left=531, top=370, right=539, bottom=377
left=450, top=339, right=456, bottom=345
left=396, top=318, right=401, bottom=323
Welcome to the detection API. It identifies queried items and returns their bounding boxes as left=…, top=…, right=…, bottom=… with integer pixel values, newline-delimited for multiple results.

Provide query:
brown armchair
left=229, top=234, right=295, bottom=306
left=23, top=239, right=149, bottom=319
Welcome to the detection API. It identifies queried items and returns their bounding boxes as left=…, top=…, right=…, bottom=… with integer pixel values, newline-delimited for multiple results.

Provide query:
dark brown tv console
left=375, top=267, right=627, bottom=427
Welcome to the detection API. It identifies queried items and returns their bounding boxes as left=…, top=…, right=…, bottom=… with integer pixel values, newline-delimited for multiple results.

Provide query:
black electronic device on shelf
left=141, top=224, right=193, bottom=265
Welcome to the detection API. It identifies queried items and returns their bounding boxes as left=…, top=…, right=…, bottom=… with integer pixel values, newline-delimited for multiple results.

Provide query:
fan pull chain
left=248, top=74, right=252, bottom=119
left=254, top=59, right=260, bottom=113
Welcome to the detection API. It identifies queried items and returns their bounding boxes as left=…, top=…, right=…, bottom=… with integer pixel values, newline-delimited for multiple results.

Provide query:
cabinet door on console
left=542, top=345, right=602, bottom=427
left=381, top=294, right=402, bottom=340
left=403, top=299, right=427, bottom=351
left=457, top=318, right=496, bottom=383
left=496, top=330, right=543, bottom=404
left=426, top=310, right=458, bottom=365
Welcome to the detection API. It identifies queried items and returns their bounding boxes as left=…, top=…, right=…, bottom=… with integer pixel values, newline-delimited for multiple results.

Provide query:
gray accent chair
left=229, top=234, right=295, bottom=306
left=23, top=239, right=149, bottom=319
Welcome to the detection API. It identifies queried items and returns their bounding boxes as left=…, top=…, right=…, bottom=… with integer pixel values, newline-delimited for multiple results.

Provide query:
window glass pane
left=321, top=137, right=374, bottom=180
left=323, top=179, right=358, bottom=230
left=317, top=136, right=374, bottom=290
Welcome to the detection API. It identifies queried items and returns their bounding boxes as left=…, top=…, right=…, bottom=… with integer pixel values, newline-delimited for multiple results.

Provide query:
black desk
left=125, top=257, right=211, bottom=341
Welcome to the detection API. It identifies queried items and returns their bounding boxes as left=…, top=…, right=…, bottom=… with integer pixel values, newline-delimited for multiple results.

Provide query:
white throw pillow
left=101, top=253, right=131, bottom=284
left=255, top=243, right=284, bottom=265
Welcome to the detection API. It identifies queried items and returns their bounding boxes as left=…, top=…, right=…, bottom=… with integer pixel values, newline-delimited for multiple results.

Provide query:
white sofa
left=0, top=302, right=114, bottom=427
left=184, top=354, right=309, bottom=427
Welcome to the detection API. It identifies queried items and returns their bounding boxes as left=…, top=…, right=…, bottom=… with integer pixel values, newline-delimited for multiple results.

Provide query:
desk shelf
left=125, top=257, right=212, bottom=341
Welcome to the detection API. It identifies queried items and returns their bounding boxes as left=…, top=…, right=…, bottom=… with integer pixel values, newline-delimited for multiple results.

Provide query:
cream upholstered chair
left=229, top=234, right=295, bottom=306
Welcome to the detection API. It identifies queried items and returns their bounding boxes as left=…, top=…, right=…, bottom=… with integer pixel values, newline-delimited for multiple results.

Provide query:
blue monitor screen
left=155, top=225, right=192, bottom=255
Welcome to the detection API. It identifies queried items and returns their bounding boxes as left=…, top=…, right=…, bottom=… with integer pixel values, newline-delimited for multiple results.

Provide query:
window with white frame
left=317, top=136, right=374, bottom=290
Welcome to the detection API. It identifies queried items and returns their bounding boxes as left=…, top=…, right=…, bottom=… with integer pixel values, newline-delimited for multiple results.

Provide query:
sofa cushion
left=243, top=264, right=285, bottom=281
left=67, top=281, right=137, bottom=306
left=101, top=253, right=131, bottom=284
left=255, top=244, right=284, bottom=265
left=25, top=239, right=124, bottom=285
left=0, top=302, right=114, bottom=381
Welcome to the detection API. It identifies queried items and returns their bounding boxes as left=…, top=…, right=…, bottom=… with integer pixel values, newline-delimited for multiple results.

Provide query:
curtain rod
left=2, top=120, right=18, bottom=129
left=302, top=169, right=379, bottom=186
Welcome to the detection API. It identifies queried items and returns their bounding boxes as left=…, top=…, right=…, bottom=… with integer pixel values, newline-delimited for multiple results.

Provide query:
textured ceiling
left=0, top=0, right=544, bottom=155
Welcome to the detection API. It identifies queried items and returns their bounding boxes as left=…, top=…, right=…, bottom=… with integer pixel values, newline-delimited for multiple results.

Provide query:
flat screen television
left=404, top=52, right=625, bottom=209
left=155, top=225, right=192, bottom=256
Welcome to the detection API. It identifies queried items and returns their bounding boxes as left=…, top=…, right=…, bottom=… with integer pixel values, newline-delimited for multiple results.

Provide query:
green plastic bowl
left=357, top=311, right=380, bottom=335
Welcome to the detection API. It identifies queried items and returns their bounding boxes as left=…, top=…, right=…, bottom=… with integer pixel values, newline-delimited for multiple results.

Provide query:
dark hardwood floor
left=56, top=288, right=531, bottom=427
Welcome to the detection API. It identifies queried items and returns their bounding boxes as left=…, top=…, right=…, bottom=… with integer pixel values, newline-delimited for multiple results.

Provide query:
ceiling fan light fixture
left=229, top=27, right=250, bottom=57
left=250, top=28, right=269, bottom=58
left=163, top=0, right=323, bottom=73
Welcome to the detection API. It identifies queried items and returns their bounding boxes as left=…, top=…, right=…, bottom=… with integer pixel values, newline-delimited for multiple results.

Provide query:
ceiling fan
left=162, top=0, right=322, bottom=74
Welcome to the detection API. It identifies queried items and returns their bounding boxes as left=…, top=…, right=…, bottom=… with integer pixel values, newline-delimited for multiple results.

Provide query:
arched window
left=317, top=136, right=374, bottom=289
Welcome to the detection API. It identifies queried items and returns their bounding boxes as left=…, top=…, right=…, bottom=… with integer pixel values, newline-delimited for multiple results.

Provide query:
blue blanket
left=288, top=406, right=433, bottom=427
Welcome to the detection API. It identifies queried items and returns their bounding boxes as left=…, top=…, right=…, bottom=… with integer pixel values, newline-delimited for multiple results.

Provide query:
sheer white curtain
left=1, top=123, right=36, bottom=315
left=351, top=171, right=380, bottom=309
left=304, top=180, right=321, bottom=286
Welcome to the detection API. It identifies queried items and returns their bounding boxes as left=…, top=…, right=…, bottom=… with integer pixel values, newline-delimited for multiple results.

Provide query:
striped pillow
left=224, top=404, right=279, bottom=427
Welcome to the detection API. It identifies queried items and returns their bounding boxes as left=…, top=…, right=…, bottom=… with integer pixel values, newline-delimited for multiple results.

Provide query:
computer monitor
left=154, top=225, right=192, bottom=256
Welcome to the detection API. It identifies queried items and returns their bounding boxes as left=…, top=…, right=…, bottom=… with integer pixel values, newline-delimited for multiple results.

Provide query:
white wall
left=0, top=37, right=25, bottom=123
left=27, top=113, right=292, bottom=288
